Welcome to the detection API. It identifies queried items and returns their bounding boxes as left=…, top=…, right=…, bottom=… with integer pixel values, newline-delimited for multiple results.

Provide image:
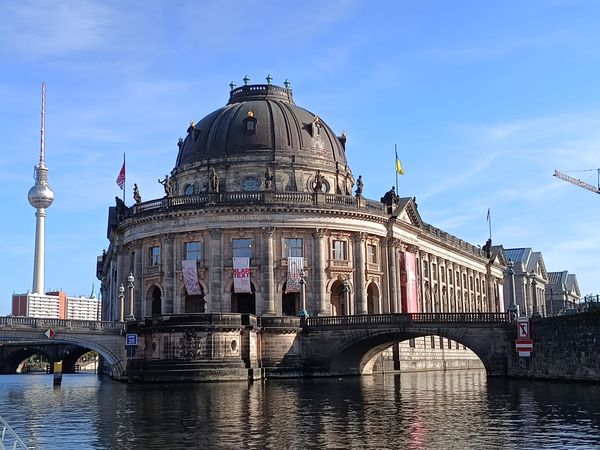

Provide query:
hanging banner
left=286, top=257, right=304, bottom=293
left=182, top=260, right=202, bottom=295
left=404, top=251, right=419, bottom=312
left=233, top=257, right=251, bottom=293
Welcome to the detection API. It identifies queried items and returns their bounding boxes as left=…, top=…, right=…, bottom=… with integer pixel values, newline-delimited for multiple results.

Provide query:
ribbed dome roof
left=175, top=83, right=348, bottom=170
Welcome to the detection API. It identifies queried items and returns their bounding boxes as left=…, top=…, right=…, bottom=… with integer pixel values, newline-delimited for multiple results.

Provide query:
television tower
left=28, top=82, right=55, bottom=294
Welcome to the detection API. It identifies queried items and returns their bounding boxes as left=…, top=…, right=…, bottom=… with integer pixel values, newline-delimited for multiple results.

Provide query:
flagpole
left=395, top=144, right=398, bottom=194
left=122, top=152, right=126, bottom=202
left=487, top=208, right=492, bottom=241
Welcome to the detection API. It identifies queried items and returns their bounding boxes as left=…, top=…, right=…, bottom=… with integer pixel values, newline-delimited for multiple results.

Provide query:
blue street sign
left=126, top=333, right=138, bottom=346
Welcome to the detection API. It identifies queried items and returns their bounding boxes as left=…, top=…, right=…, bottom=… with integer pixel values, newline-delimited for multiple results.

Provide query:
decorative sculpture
left=158, top=174, right=174, bottom=197
left=133, top=183, right=142, bottom=204
left=312, top=170, right=325, bottom=192
left=265, top=167, right=274, bottom=190
left=355, top=175, right=363, bottom=198
left=209, top=168, right=219, bottom=192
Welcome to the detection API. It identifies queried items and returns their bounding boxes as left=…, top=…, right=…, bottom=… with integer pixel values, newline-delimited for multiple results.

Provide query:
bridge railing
left=305, top=312, right=510, bottom=327
left=0, top=316, right=125, bottom=333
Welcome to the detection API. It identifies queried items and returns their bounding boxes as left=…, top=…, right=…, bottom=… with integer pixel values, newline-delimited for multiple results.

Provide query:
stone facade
left=97, top=81, right=507, bottom=380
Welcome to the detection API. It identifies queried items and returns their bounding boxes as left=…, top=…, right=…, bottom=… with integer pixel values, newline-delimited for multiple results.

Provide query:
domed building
left=98, top=79, right=507, bottom=381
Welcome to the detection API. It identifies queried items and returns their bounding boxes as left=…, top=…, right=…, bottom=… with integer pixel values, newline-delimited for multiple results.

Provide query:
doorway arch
left=367, top=282, right=379, bottom=314
left=148, top=285, right=162, bottom=316
left=184, top=285, right=206, bottom=313
left=231, top=282, right=256, bottom=314
left=282, top=281, right=299, bottom=316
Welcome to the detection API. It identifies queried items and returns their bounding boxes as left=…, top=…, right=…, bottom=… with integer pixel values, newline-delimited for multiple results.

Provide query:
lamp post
left=507, top=260, right=519, bottom=320
left=531, top=270, right=540, bottom=318
left=342, top=276, right=351, bottom=315
left=298, top=269, right=309, bottom=318
left=127, top=272, right=135, bottom=321
left=118, top=284, right=125, bottom=322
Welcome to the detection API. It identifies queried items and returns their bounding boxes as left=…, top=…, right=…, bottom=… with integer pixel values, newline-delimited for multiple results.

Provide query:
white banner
left=286, top=257, right=304, bottom=293
left=182, top=260, right=202, bottom=295
left=233, top=257, right=251, bottom=293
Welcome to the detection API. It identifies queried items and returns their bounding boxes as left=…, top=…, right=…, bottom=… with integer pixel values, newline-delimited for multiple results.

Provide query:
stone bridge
left=298, top=312, right=512, bottom=377
left=0, top=316, right=126, bottom=379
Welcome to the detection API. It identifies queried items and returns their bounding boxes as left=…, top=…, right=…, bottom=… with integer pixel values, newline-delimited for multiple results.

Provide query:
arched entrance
left=282, top=282, right=299, bottom=316
left=367, top=282, right=379, bottom=314
left=330, top=280, right=347, bottom=316
left=231, top=282, right=256, bottom=314
left=184, top=286, right=206, bottom=313
left=149, top=286, right=162, bottom=316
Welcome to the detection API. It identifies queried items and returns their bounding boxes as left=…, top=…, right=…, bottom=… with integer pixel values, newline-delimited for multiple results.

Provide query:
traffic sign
left=126, top=333, right=138, bottom=346
left=44, top=329, right=55, bottom=339
left=517, top=318, right=530, bottom=338
left=515, top=338, right=533, bottom=356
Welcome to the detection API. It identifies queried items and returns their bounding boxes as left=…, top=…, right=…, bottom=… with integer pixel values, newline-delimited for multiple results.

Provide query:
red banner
left=404, top=251, right=419, bottom=312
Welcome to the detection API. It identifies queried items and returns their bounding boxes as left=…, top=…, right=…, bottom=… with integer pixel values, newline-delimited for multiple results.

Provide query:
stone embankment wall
left=507, top=311, right=600, bottom=382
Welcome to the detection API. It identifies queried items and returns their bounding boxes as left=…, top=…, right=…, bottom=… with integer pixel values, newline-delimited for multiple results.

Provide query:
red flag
left=116, top=161, right=125, bottom=190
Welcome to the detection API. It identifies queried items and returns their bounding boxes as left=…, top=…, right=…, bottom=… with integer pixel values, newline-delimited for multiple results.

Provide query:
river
left=1, top=370, right=600, bottom=449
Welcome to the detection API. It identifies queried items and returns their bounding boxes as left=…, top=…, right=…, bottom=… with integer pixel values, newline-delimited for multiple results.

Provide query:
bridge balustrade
left=305, top=312, right=510, bottom=327
left=0, top=316, right=125, bottom=333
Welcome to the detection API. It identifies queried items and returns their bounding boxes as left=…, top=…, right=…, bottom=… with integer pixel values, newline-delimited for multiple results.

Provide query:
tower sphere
left=28, top=169, right=55, bottom=209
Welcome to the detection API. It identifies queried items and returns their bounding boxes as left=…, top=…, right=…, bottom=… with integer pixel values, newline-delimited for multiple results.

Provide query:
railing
left=0, top=316, right=125, bottom=333
left=0, top=415, right=28, bottom=450
left=128, top=191, right=387, bottom=219
left=305, top=312, right=510, bottom=327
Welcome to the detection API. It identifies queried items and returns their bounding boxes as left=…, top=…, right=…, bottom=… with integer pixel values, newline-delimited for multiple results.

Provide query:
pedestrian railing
left=0, top=415, right=28, bottom=450
left=0, top=316, right=124, bottom=333
left=305, top=312, right=510, bottom=327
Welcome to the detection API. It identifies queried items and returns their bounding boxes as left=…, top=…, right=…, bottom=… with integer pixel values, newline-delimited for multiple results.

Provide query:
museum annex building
left=98, top=80, right=507, bottom=380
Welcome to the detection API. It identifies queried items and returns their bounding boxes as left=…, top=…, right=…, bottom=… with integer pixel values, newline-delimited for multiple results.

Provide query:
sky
left=1, top=0, right=599, bottom=314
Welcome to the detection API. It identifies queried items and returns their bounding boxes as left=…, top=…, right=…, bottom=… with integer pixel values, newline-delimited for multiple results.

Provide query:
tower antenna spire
left=28, top=82, right=55, bottom=294
left=39, top=81, right=46, bottom=166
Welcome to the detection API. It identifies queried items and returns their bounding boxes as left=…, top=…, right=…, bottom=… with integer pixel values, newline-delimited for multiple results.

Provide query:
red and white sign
left=44, top=329, right=55, bottom=339
left=517, top=318, right=530, bottom=338
left=515, top=338, right=533, bottom=357
left=233, top=257, right=251, bottom=293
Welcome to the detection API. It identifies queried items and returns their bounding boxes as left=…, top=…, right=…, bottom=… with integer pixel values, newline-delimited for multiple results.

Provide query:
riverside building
left=98, top=79, right=507, bottom=380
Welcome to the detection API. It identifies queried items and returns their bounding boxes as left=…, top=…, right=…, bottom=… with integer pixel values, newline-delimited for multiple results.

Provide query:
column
left=115, top=245, right=125, bottom=321
left=387, top=239, right=399, bottom=313
left=381, top=238, right=390, bottom=313
left=208, top=229, right=223, bottom=312
left=162, top=233, right=175, bottom=314
left=133, top=241, right=143, bottom=318
left=313, top=228, right=329, bottom=315
left=262, top=227, right=276, bottom=315
left=354, top=232, right=368, bottom=314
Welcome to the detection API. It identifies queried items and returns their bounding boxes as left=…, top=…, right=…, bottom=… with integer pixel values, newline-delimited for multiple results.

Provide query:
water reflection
left=1, top=371, right=600, bottom=449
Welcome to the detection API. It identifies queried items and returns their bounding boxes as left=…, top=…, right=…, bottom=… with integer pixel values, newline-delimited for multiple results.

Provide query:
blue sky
left=1, top=0, right=599, bottom=314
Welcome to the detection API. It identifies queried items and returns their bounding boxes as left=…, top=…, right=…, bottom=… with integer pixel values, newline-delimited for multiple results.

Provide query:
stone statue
left=209, top=168, right=219, bottom=192
left=381, top=186, right=399, bottom=206
left=265, top=167, right=274, bottom=190
left=482, top=238, right=492, bottom=259
left=158, top=174, right=174, bottom=197
left=133, top=183, right=142, bottom=204
left=312, top=170, right=325, bottom=192
left=355, top=175, right=363, bottom=198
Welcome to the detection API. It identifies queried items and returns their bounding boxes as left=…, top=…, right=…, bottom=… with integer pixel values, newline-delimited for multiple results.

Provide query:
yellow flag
left=395, top=150, right=405, bottom=175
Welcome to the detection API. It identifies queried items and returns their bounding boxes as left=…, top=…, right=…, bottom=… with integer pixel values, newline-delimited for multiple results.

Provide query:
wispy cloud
left=0, top=0, right=117, bottom=58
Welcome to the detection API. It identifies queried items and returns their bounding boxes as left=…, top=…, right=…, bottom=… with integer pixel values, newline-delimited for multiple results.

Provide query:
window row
left=146, top=238, right=379, bottom=266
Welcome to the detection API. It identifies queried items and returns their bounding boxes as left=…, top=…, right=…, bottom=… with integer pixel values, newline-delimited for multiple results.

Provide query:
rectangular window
left=367, top=244, right=377, bottom=264
left=448, top=268, right=453, bottom=284
left=233, top=239, right=252, bottom=258
left=149, top=246, right=160, bottom=266
left=448, top=339, right=452, bottom=349
left=332, top=240, right=347, bottom=260
left=184, top=241, right=203, bottom=260
left=440, top=267, right=445, bottom=283
left=430, top=335, right=435, bottom=348
left=409, top=338, right=415, bottom=348
left=439, top=337, right=444, bottom=349
left=423, top=261, right=429, bottom=278
left=284, top=238, right=303, bottom=257
left=432, top=264, right=437, bottom=281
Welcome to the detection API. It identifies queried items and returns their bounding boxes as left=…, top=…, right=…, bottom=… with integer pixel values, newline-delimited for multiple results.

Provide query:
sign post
left=516, top=318, right=533, bottom=357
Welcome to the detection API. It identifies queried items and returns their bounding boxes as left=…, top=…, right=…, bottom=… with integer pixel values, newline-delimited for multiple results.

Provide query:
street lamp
left=127, top=272, right=135, bottom=321
left=298, top=269, right=309, bottom=318
left=342, top=275, right=351, bottom=315
left=118, top=284, right=125, bottom=322
left=507, top=260, right=518, bottom=319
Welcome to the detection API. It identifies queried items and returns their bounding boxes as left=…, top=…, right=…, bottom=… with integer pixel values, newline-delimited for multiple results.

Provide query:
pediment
left=392, top=197, right=423, bottom=228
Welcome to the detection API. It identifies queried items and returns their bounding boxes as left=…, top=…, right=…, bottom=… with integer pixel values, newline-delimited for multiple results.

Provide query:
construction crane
left=553, top=169, right=600, bottom=194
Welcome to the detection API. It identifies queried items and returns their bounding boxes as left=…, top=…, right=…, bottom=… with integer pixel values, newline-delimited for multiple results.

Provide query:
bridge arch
left=327, top=329, right=494, bottom=376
